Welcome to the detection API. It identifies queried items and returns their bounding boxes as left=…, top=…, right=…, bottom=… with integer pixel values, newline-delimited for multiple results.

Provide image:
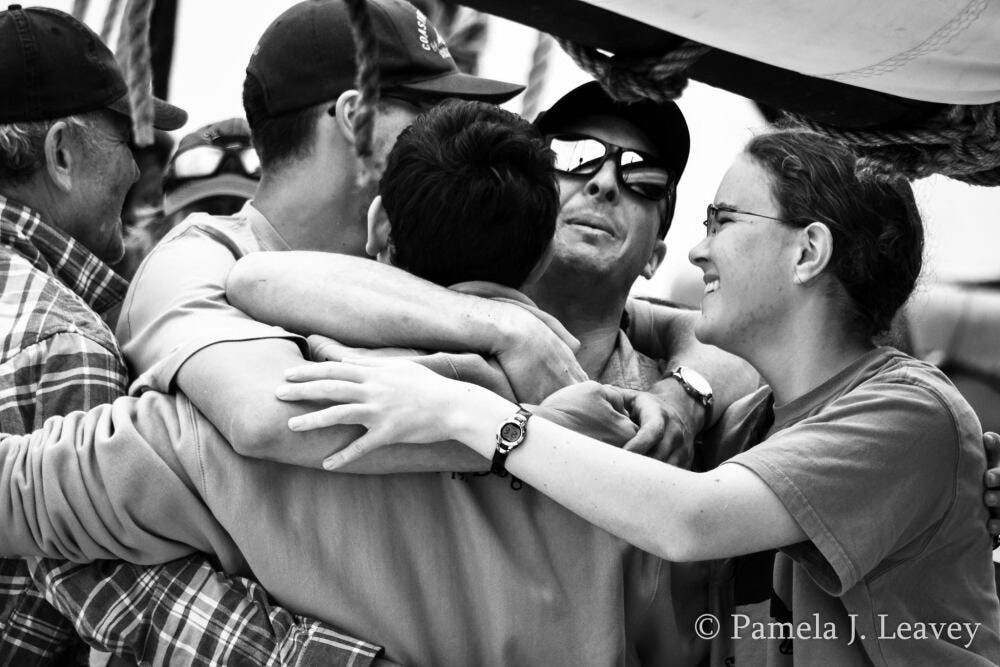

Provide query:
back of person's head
left=242, top=0, right=521, bottom=172
left=745, top=129, right=924, bottom=338
left=378, top=100, right=557, bottom=288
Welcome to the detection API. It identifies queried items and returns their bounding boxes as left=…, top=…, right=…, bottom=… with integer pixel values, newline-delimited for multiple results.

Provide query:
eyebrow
left=713, top=202, right=740, bottom=212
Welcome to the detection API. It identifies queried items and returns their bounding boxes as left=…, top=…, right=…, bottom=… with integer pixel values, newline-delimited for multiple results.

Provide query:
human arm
left=28, top=557, right=384, bottom=667
left=276, top=359, right=803, bottom=561
left=623, top=298, right=759, bottom=458
left=280, top=359, right=965, bottom=580
left=226, top=251, right=587, bottom=404
left=0, top=396, right=237, bottom=565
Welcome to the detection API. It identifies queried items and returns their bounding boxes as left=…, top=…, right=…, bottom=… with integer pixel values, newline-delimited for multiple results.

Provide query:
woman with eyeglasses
left=276, top=129, right=1000, bottom=664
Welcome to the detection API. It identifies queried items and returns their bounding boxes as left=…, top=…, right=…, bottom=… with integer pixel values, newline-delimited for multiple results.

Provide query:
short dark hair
left=242, top=72, right=325, bottom=170
left=745, top=129, right=924, bottom=338
left=379, top=100, right=558, bottom=288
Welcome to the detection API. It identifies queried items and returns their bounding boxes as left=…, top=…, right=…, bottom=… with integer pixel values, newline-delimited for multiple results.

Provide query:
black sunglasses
left=547, top=133, right=674, bottom=201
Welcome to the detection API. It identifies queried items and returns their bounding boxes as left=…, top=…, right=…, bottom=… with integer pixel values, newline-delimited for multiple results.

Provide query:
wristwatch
left=491, top=407, right=532, bottom=476
left=670, top=366, right=714, bottom=427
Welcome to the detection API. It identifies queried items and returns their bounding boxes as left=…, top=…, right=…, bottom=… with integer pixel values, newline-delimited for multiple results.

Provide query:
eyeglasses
left=167, top=144, right=260, bottom=182
left=547, top=134, right=674, bottom=201
left=703, top=203, right=792, bottom=236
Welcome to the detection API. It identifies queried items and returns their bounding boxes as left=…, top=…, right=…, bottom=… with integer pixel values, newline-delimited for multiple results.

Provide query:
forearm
left=0, top=401, right=216, bottom=564
left=447, top=387, right=800, bottom=562
left=228, top=252, right=516, bottom=354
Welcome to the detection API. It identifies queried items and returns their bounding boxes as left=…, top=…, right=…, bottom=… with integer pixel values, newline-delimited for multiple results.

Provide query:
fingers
left=287, top=404, right=370, bottom=432
left=323, top=434, right=379, bottom=471
left=276, top=378, right=365, bottom=404
left=623, top=393, right=665, bottom=455
left=985, top=432, right=1000, bottom=488
left=284, top=358, right=400, bottom=382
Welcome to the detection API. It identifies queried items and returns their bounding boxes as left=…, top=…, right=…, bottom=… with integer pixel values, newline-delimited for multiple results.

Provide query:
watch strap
left=491, top=407, right=532, bottom=476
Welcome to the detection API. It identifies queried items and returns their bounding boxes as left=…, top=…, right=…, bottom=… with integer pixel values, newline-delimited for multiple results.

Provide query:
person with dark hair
left=374, top=100, right=557, bottom=288
left=277, top=129, right=1000, bottom=665
left=117, top=0, right=580, bottom=477
left=0, top=95, right=703, bottom=665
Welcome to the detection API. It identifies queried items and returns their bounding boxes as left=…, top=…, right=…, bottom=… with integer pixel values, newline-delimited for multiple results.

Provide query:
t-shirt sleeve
left=117, top=224, right=306, bottom=394
left=726, top=379, right=959, bottom=595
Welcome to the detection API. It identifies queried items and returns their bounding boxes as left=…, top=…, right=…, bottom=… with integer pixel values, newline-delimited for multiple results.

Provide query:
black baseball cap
left=535, top=81, right=690, bottom=182
left=0, top=4, right=186, bottom=129
left=247, top=0, right=524, bottom=117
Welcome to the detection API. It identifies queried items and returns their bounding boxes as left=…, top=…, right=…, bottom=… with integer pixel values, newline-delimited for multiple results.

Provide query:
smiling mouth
left=704, top=279, right=720, bottom=294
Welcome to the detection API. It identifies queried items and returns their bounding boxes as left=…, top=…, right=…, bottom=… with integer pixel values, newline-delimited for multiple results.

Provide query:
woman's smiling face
left=688, top=153, right=803, bottom=356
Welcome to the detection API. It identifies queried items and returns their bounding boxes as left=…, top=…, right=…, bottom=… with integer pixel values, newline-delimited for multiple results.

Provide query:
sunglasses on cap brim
left=167, top=145, right=261, bottom=182
left=547, top=134, right=674, bottom=201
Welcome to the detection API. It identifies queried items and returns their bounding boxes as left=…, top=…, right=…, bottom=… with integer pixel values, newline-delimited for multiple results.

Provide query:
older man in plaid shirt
left=0, top=6, right=381, bottom=666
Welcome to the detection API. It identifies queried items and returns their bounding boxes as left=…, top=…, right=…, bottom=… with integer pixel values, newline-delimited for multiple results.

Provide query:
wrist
left=448, top=385, right=516, bottom=459
left=488, top=303, right=528, bottom=357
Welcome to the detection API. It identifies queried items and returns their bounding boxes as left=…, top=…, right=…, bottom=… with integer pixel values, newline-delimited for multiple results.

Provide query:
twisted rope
left=345, top=0, right=380, bottom=187
left=71, top=0, right=89, bottom=20
left=556, top=37, right=710, bottom=104
left=520, top=32, right=554, bottom=121
left=787, top=101, right=1000, bottom=186
left=101, top=0, right=124, bottom=45
left=114, top=0, right=154, bottom=147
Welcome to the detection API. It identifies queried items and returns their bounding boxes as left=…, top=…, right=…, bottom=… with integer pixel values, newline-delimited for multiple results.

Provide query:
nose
left=688, top=233, right=710, bottom=268
left=583, top=159, right=620, bottom=204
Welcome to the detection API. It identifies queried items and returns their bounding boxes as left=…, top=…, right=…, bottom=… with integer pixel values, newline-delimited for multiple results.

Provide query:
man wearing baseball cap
left=118, top=0, right=580, bottom=471
left=223, top=80, right=755, bottom=664
left=0, top=4, right=182, bottom=662
left=0, top=6, right=387, bottom=666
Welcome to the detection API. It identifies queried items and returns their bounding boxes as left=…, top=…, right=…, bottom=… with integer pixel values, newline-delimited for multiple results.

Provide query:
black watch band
left=491, top=407, right=532, bottom=476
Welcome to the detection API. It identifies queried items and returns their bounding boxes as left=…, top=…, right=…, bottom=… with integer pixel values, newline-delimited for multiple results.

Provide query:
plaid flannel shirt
left=0, top=196, right=381, bottom=665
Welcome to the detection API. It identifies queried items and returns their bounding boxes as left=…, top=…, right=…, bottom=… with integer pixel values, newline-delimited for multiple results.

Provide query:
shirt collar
left=0, top=194, right=127, bottom=314
left=241, top=201, right=291, bottom=251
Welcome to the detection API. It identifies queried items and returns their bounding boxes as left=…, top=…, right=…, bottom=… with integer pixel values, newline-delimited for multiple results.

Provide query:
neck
left=740, top=305, right=873, bottom=405
left=527, top=265, right=630, bottom=379
left=3, top=180, right=59, bottom=226
left=253, top=164, right=367, bottom=255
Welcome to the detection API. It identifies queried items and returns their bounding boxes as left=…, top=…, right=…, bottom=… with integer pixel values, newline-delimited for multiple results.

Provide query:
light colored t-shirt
left=116, top=202, right=305, bottom=393
left=711, top=347, right=1000, bottom=665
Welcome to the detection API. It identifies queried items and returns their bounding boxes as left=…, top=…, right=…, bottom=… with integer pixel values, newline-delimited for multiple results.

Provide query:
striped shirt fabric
left=0, top=195, right=381, bottom=665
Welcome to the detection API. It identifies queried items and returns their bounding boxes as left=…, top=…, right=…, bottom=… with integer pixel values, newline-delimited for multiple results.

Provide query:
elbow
left=228, top=399, right=292, bottom=461
left=644, top=495, right=713, bottom=563
left=226, top=254, right=270, bottom=316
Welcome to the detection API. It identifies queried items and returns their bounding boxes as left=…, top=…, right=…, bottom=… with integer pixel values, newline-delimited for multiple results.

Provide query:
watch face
left=679, top=367, right=712, bottom=396
left=500, top=422, right=523, bottom=443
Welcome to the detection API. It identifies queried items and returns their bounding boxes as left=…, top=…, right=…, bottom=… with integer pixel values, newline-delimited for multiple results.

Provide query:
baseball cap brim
left=535, top=81, right=690, bottom=180
left=107, top=94, right=188, bottom=131
left=163, top=173, right=257, bottom=217
left=393, top=71, right=525, bottom=104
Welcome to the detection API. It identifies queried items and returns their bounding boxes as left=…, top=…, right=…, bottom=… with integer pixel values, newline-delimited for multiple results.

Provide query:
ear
left=43, top=121, right=74, bottom=192
left=365, top=195, right=392, bottom=261
left=522, top=240, right=555, bottom=287
left=640, top=239, right=667, bottom=280
left=794, top=221, right=834, bottom=284
left=332, top=90, right=362, bottom=145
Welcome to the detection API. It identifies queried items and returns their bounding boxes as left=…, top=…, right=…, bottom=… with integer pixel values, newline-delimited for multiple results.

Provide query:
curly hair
left=745, top=129, right=924, bottom=338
